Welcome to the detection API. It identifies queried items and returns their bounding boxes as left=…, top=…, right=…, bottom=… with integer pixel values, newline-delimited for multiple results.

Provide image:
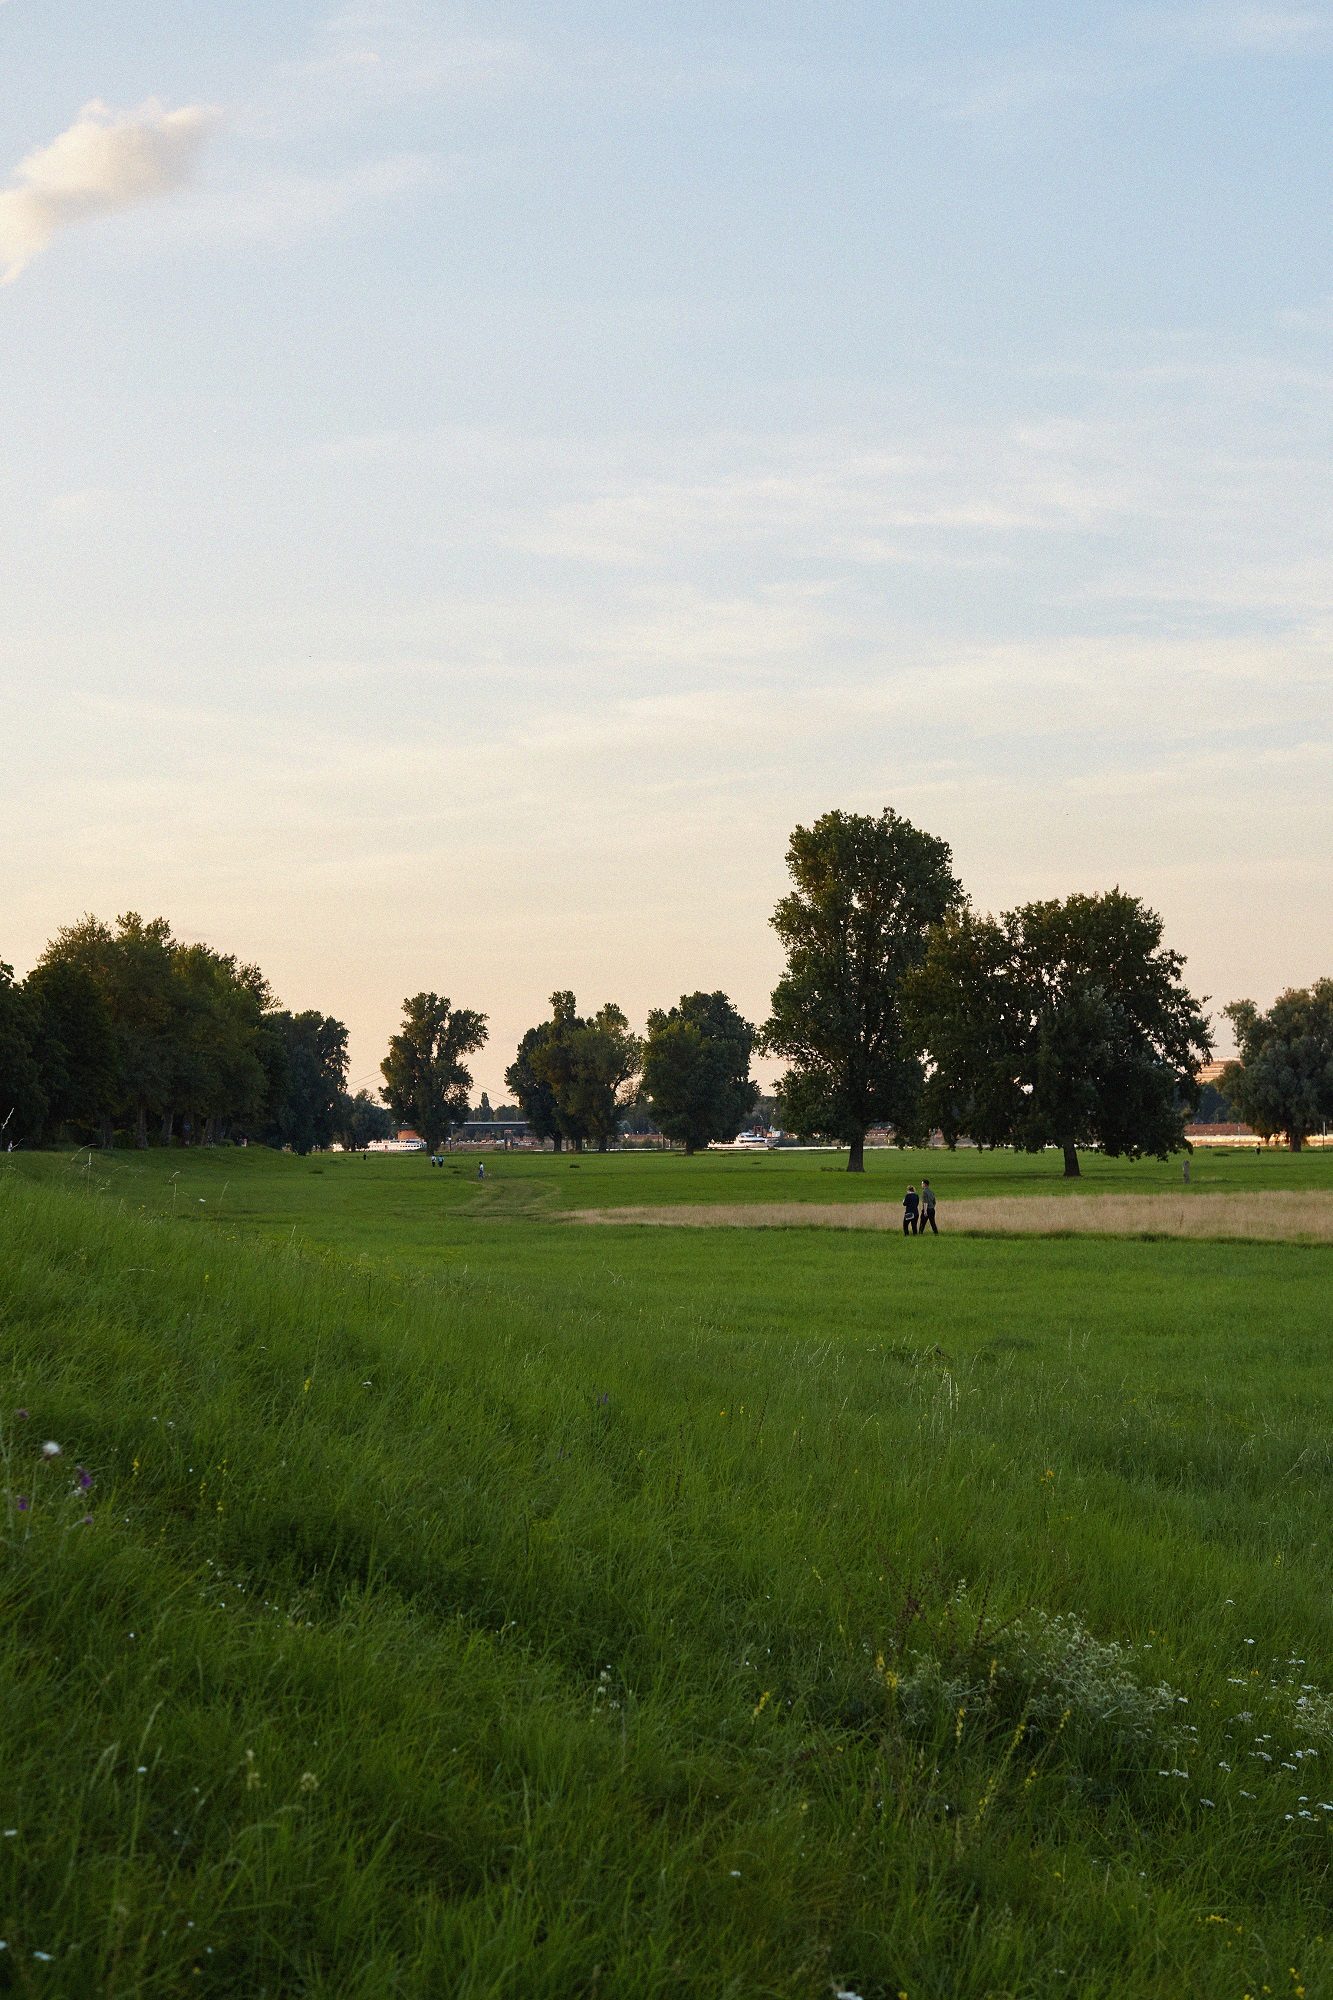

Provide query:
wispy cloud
left=171, top=151, right=438, bottom=246
left=284, top=3, right=534, bottom=124
left=0, top=99, right=219, bottom=282
left=1137, top=5, right=1329, bottom=53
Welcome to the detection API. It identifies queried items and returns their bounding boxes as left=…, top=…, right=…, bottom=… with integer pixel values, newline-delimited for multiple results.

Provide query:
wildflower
left=15, top=1497, right=29, bottom=1513
left=244, top=1748, right=260, bottom=1791
left=40, top=1441, right=61, bottom=1459
left=15, top=1409, right=28, bottom=1421
left=76, top=1467, right=93, bottom=1491
left=752, top=1689, right=772, bottom=1719
left=298, top=1772, right=319, bottom=1793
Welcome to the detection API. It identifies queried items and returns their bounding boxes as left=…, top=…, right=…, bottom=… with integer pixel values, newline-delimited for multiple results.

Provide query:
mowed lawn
left=4, top=1146, right=1333, bottom=1997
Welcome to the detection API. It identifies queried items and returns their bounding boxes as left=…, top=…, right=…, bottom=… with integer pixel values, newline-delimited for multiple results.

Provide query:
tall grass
left=578, top=1189, right=1333, bottom=1241
left=3, top=1159, right=1333, bottom=1995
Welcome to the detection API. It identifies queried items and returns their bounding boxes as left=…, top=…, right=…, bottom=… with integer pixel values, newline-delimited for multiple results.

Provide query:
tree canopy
left=380, top=993, right=488, bottom=1154
left=911, top=890, right=1212, bottom=1177
left=759, top=808, right=964, bottom=1171
left=1223, top=981, right=1333, bottom=1151
left=642, top=990, right=758, bottom=1154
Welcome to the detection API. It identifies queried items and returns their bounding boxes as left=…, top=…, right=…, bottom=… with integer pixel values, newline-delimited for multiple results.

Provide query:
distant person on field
left=477, top=1160, right=486, bottom=1180
left=902, top=1184, right=919, bottom=1235
left=919, top=1178, right=938, bottom=1234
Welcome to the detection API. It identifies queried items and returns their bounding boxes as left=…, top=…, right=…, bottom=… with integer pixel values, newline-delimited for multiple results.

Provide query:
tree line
left=5, top=809, right=1331, bottom=1167
left=0, top=914, right=392, bottom=1154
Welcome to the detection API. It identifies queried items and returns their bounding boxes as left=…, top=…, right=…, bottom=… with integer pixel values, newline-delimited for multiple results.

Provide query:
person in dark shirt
left=902, top=1185, right=920, bottom=1235
left=919, top=1179, right=938, bottom=1234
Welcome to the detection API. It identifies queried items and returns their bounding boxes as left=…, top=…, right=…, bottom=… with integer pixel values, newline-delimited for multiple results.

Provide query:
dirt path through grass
left=573, top=1188, right=1333, bottom=1241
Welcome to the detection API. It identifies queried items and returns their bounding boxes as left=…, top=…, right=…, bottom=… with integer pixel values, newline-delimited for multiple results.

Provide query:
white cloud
left=0, top=99, right=219, bottom=282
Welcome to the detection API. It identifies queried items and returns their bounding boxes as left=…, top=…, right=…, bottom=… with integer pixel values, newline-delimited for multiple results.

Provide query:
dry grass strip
left=573, top=1190, right=1333, bottom=1243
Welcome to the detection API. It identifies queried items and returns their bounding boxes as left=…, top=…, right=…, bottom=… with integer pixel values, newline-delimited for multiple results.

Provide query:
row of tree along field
left=5, top=811, right=1331, bottom=1173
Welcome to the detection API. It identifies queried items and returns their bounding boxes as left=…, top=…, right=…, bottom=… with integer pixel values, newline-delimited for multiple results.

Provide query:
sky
left=2, top=1, right=1330, bottom=1099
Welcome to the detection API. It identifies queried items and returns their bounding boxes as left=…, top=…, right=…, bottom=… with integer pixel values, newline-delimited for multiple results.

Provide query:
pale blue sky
left=3, top=1, right=1330, bottom=1093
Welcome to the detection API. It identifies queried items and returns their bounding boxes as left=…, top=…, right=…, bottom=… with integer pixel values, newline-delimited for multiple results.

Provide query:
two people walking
left=902, top=1179, right=938, bottom=1236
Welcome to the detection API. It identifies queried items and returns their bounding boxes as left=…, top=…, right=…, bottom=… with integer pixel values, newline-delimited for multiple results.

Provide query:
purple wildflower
left=16, top=1497, right=29, bottom=1513
left=76, top=1467, right=93, bottom=1492
left=81, top=1515, right=93, bottom=1526
left=15, top=1409, right=28, bottom=1422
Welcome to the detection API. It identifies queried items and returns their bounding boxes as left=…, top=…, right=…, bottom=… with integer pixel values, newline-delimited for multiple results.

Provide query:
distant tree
left=505, top=1020, right=568, bottom=1150
left=745, top=1092, right=779, bottom=1133
left=476, top=1091, right=494, bottom=1124
left=0, top=962, right=46, bottom=1146
left=1222, top=981, right=1333, bottom=1151
left=759, top=808, right=964, bottom=1172
left=381, top=993, right=488, bottom=1155
left=23, top=959, right=118, bottom=1140
left=335, top=1088, right=395, bottom=1150
left=911, top=891, right=1212, bottom=1178
left=618, top=1092, right=659, bottom=1137
left=528, top=994, right=641, bottom=1153
left=1194, top=1079, right=1236, bottom=1123
left=267, top=1011, right=350, bottom=1154
left=643, top=991, right=758, bottom=1154
left=492, top=1103, right=523, bottom=1124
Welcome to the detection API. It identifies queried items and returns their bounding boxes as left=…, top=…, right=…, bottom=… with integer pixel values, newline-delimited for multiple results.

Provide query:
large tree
left=0, top=962, right=46, bottom=1146
left=527, top=993, right=641, bottom=1153
left=911, top=890, right=1212, bottom=1177
left=23, top=958, right=118, bottom=1140
left=759, top=808, right=964, bottom=1172
left=169, top=948, right=273, bottom=1145
left=266, top=1011, right=350, bottom=1154
left=380, top=993, right=487, bottom=1154
left=643, top=990, right=758, bottom=1154
left=1222, top=981, right=1333, bottom=1151
left=505, top=1021, right=568, bottom=1150
left=40, top=913, right=178, bottom=1146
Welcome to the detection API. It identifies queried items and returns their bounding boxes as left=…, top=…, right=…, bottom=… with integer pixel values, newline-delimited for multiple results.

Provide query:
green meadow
left=4, top=1144, right=1333, bottom=1997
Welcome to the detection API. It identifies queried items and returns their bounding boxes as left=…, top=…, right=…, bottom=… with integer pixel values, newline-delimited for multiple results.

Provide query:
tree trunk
left=597, top=1135, right=609, bottom=1153
left=160, top=1111, right=174, bottom=1146
left=135, top=1104, right=149, bottom=1149
left=1062, top=1140, right=1080, bottom=1178
left=1290, top=1132, right=1304, bottom=1152
left=848, top=1133, right=865, bottom=1174
left=684, top=1142, right=695, bottom=1157
left=552, top=1133, right=564, bottom=1153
